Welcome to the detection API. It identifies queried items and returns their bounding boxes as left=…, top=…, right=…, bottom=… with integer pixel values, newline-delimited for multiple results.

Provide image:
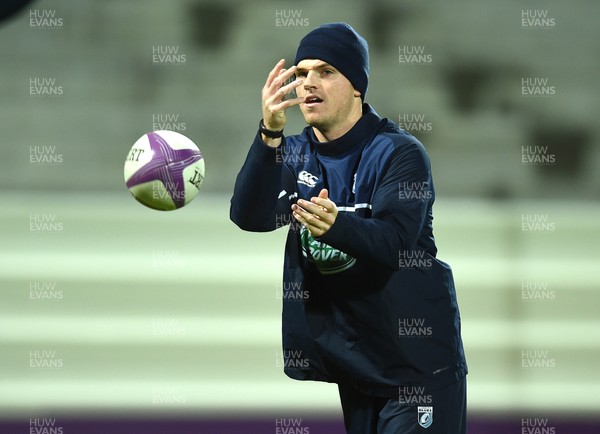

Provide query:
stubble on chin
left=303, top=116, right=330, bottom=136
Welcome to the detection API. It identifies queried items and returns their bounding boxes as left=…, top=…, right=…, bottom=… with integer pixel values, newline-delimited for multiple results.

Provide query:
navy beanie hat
left=294, top=22, right=369, bottom=100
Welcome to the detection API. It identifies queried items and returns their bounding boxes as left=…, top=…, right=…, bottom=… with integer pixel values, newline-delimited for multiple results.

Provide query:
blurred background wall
left=1, top=0, right=599, bottom=433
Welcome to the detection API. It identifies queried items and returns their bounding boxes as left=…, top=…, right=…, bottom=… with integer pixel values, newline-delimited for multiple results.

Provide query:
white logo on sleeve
left=297, top=170, right=318, bottom=187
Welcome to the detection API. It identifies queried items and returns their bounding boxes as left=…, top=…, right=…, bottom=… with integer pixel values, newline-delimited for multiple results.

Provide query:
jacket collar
left=307, top=104, right=383, bottom=157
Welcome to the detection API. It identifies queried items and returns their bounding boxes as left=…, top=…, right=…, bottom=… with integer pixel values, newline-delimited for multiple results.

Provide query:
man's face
left=295, top=59, right=361, bottom=135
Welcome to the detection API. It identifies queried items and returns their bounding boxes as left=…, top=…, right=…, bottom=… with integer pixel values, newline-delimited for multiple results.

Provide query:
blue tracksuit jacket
left=230, top=104, right=467, bottom=397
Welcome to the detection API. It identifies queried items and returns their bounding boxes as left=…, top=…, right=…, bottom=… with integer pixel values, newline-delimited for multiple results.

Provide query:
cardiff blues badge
left=418, top=406, right=433, bottom=429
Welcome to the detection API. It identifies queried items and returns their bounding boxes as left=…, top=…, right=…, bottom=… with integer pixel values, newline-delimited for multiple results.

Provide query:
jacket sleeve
left=317, top=142, right=433, bottom=270
left=230, top=131, right=294, bottom=232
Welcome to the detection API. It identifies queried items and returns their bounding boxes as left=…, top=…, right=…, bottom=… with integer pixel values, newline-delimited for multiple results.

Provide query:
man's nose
left=303, top=70, right=317, bottom=89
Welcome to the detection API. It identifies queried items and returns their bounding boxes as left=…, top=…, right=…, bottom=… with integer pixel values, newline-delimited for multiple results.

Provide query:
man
left=230, top=23, right=467, bottom=433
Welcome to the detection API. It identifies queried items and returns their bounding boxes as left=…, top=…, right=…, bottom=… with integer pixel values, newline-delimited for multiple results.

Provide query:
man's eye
left=296, top=72, right=307, bottom=78
left=323, top=69, right=334, bottom=75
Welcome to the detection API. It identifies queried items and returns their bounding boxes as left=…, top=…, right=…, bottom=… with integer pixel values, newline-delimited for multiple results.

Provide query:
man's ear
left=354, top=89, right=361, bottom=98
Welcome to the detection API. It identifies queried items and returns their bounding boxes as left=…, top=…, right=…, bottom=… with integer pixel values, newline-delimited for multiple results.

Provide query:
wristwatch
left=259, top=119, right=284, bottom=139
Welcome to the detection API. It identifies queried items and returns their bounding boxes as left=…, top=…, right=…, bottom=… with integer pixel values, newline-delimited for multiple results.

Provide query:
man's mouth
left=304, top=95, right=323, bottom=107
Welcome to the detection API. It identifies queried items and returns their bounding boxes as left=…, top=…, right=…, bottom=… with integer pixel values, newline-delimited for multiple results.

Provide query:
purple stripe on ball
left=126, top=132, right=202, bottom=208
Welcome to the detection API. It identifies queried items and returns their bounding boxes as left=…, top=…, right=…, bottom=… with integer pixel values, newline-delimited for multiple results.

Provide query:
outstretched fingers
left=262, top=60, right=305, bottom=130
left=265, top=59, right=286, bottom=89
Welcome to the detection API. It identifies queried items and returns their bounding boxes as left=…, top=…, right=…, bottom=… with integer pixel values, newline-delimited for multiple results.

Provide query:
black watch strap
left=259, top=119, right=284, bottom=139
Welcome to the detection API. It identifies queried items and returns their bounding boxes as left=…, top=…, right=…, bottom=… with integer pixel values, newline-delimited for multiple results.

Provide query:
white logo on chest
left=297, top=170, right=318, bottom=187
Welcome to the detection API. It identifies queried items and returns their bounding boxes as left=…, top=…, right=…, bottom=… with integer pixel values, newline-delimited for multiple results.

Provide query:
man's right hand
left=261, top=59, right=304, bottom=147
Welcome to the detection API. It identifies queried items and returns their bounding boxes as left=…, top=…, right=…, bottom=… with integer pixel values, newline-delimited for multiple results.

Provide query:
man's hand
left=261, top=59, right=305, bottom=147
left=292, top=189, right=338, bottom=237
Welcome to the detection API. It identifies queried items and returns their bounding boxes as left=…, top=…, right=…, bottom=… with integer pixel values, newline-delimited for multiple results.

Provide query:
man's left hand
left=292, top=188, right=338, bottom=237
